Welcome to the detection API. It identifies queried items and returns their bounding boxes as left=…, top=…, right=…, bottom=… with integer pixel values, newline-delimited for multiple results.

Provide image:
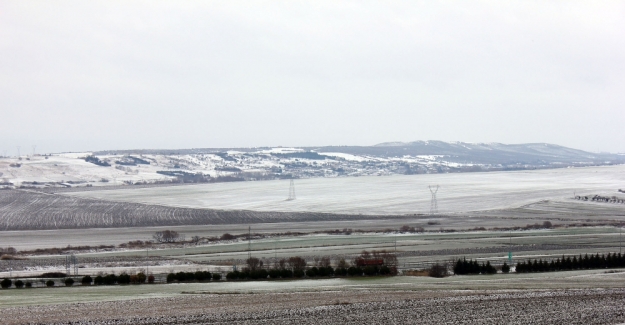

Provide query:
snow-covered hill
left=0, top=141, right=622, bottom=189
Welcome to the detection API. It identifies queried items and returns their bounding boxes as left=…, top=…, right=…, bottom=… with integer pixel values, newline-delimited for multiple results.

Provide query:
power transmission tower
left=32, top=145, right=36, bottom=157
left=16, top=146, right=20, bottom=158
left=287, top=179, right=296, bottom=201
left=429, top=185, right=439, bottom=215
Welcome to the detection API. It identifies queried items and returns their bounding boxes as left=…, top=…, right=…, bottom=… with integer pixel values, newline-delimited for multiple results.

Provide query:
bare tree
left=246, top=257, right=261, bottom=271
left=319, top=257, right=331, bottom=268
left=153, top=230, right=180, bottom=243
left=287, top=256, right=307, bottom=272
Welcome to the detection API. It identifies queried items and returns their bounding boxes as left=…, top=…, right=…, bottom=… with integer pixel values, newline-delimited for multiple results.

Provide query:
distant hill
left=310, top=141, right=623, bottom=165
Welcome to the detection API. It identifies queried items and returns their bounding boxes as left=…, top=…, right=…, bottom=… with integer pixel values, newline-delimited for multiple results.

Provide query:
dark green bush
left=280, top=269, right=293, bottom=278
left=94, top=275, right=104, bottom=285
left=25, top=282, right=32, bottom=288
left=268, top=269, right=281, bottom=279
left=117, top=273, right=130, bottom=284
left=195, top=271, right=207, bottom=281
left=256, top=269, right=268, bottom=279
left=64, top=278, right=75, bottom=286
left=347, top=267, right=362, bottom=276
left=1, top=278, right=11, bottom=289
left=212, top=273, right=221, bottom=281
left=501, top=262, right=510, bottom=273
left=46, top=280, right=54, bottom=287
left=14, top=280, right=24, bottom=288
left=134, top=273, right=147, bottom=284
left=103, top=274, right=117, bottom=285
left=335, top=268, right=348, bottom=276
left=166, top=273, right=176, bottom=283
left=81, top=275, right=93, bottom=285
left=363, top=266, right=378, bottom=276
left=306, top=267, right=318, bottom=277
left=293, top=270, right=305, bottom=278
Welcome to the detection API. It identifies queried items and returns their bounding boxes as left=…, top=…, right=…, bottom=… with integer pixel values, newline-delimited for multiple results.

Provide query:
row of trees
left=166, top=271, right=221, bottom=283
left=516, top=253, right=625, bottom=273
left=453, top=258, right=500, bottom=275
left=224, top=253, right=397, bottom=281
left=2, top=278, right=66, bottom=288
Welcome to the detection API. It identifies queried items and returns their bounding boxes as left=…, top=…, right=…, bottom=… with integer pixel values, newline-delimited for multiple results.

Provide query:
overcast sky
left=1, top=1, right=624, bottom=154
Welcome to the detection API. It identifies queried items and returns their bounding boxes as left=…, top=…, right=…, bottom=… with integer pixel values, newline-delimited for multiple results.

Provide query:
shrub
left=14, top=280, right=24, bottom=288
left=94, top=275, right=104, bottom=285
left=117, top=273, right=130, bottom=285
left=268, top=269, right=281, bottom=279
left=428, top=263, right=448, bottom=278
left=293, top=270, right=305, bottom=278
left=212, top=273, right=221, bottom=281
left=501, top=262, right=510, bottom=273
left=256, top=269, right=268, bottom=279
left=81, top=275, right=93, bottom=285
left=148, top=275, right=155, bottom=284
left=220, top=233, right=235, bottom=240
left=64, top=278, right=75, bottom=286
left=306, top=268, right=318, bottom=277
left=1, top=278, right=11, bottom=289
left=363, top=266, right=378, bottom=276
left=166, top=273, right=176, bottom=283
left=103, top=274, right=117, bottom=285
left=347, top=267, right=361, bottom=276
left=335, top=267, right=347, bottom=276
left=40, top=272, right=66, bottom=278
left=280, top=269, right=293, bottom=278
left=135, top=273, right=147, bottom=284
left=25, top=282, right=32, bottom=288
left=379, top=265, right=391, bottom=275
left=195, top=271, right=207, bottom=281
left=226, top=272, right=238, bottom=281
left=46, top=280, right=54, bottom=287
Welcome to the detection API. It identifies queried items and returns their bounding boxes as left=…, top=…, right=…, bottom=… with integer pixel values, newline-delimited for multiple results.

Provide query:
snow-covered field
left=67, top=165, right=625, bottom=215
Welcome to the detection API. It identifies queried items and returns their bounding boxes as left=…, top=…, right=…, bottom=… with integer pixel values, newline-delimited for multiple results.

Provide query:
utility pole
left=248, top=226, right=251, bottom=259
left=146, top=247, right=149, bottom=275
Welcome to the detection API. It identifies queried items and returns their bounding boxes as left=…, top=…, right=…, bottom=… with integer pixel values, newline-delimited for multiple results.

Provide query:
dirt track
left=4, top=289, right=625, bottom=324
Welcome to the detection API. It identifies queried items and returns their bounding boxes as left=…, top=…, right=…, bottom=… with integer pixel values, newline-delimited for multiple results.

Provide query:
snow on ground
left=67, top=165, right=625, bottom=215
left=318, top=152, right=368, bottom=162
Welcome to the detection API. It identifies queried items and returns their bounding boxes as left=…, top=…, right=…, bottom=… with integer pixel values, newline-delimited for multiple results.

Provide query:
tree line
left=516, top=253, right=625, bottom=273
left=453, top=258, right=501, bottom=275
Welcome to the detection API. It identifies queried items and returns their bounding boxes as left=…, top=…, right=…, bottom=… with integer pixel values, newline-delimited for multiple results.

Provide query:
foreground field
left=2, top=270, right=625, bottom=324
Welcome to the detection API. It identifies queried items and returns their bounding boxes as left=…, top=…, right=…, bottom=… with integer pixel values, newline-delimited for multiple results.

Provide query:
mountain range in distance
left=2, top=141, right=623, bottom=189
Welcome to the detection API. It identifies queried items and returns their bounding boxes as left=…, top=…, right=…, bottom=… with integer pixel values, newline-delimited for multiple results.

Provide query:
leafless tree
left=246, top=257, right=261, bottom=271
left=153, top=230, right=180, bottom=243
left=287, top=256, right=307, bottom=271
left=319, top=257, right=331, bottom=268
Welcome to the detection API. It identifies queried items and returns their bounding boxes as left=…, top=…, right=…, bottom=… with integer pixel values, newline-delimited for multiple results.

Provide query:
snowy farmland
left=67, top=165, right=625, bottom=215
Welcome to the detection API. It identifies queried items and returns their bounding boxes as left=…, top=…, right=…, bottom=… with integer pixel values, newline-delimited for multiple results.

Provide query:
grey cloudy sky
left=1, top=1, right=624, bottom=154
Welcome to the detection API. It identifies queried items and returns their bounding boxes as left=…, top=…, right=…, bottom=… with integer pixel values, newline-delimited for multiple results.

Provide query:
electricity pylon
left=287, top=179, right=296, bottom=201
left=429, top=185, right=439, bottom=215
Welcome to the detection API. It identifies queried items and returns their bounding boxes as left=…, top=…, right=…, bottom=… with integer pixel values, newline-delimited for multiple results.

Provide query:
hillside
left=0, top=141, right=622, bottom=189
